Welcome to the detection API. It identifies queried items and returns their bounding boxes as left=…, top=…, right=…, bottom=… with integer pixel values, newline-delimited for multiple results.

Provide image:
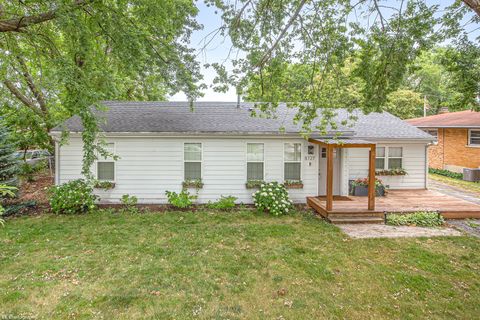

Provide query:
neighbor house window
left=375, top=146, right=403, bottom=170
left=247, top=143, right=264, bottom=180
left=469, top=130, right=480, bottom=146
left=422, top=128, right=438, bottom=141
left=97, top=143, right=115, bottom=181
left=284, top=143, right=301, bottom=180
left=184, top=143, right=202, bottom=180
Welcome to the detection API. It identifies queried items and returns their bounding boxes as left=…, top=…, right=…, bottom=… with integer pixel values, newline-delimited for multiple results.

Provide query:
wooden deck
left=307, top=189, right=480, bottom=224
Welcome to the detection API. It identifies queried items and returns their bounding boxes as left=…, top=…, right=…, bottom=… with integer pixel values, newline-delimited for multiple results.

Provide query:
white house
left=50, top=101, right=434, bottom=204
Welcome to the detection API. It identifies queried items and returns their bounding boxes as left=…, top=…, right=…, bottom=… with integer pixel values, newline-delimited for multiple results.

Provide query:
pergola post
left=326, top=145, right=334, bottom=211
left=368, top=145, right=376, bottom=210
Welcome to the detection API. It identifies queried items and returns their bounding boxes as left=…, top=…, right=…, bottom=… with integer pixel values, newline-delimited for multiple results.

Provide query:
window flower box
left=246, top=180, right=265, bottom=189
left=283, top=180, right=304, bottom=189
left=182, top=179, right=204, bottom=189
left=94, top=181, right=115, bottom=190
left=375, top=168, right=407, bottom=176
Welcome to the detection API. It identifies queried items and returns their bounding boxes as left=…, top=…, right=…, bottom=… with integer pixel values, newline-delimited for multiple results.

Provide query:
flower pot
left=285, top=183, right=304, bottom=189
left=353, top=185, right=385, bottom=196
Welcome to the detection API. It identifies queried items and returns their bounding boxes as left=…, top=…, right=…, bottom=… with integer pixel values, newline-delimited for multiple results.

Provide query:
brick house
left=407, top=110, right=480, bottom=173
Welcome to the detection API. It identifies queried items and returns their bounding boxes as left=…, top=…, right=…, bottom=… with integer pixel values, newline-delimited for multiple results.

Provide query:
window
left=469, top=130, right=480, bottom=146
left=321, top=148, right=338, bottom=158
left=284, top=143, right=301, bottom=180
left=247, top=143, right=264, bottom=180
left=422, top=129, right=438, bottom=141
left=97, top=143, right=115, bottom=181
left=375, top=147, right=386, bottom=170
left=388, top=147, right=403, bottom=169
left=184, top=143, right=202, bottom=180
left=375, top=146, right=403, bottom=170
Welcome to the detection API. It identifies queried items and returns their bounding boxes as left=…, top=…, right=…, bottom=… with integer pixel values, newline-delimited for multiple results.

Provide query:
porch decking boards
left=307, top=189, right=480, bottom=223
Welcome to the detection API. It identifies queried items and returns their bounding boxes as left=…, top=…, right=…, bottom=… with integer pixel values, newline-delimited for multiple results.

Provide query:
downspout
left=54, top=139, right=60, bottom=185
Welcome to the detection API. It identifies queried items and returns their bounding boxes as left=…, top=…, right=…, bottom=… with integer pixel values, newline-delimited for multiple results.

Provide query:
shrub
left=121, top=194, right=138, bottom=213
left=0, top=184, right=17, bottom=226
left=429, top=168, right=463, bottom=180
left=49, top=179, right=97, bottom=214
left=253, top=181, right=293, bottom=216
left=19, top=161, right=45, bottom=182
left=206, top=195, right=237, bottom=210
left=165, top=189, right=196, bottom=209
left=386, top=211, right=444, bottom=227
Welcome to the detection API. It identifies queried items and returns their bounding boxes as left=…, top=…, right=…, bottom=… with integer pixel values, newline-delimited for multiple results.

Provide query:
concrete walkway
left=339, top=224, right=462, bottom=239
left=429, top=180, right=480, bottom=205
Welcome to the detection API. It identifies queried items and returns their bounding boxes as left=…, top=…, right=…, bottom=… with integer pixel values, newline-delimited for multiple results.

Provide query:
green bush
left=206, top=195, right=237, bottom=210
left=49, top=179, right=97, bottom=214
left=165, top=189, right=196, bottom=209
left=429, top=168, right=463, bottom=180
left=386, top=211, right=445, bottom=227
left=19, top=161, right=45, bottom=182
left=121, top=194, right=138, bottom=213
left=252, top=181, right=293, bottom=216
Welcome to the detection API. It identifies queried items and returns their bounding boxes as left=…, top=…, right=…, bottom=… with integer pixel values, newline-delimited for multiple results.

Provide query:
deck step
left=328, top=212, right=384, bottom=218
left=328, top=216, right=384, bottom=224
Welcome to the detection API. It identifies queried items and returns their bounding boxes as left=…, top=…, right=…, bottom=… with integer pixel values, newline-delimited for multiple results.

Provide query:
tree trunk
left=463, top=0, right=480, bottom=17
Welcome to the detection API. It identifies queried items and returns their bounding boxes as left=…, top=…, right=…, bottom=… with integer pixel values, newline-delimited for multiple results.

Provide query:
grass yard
left=1, top=209, right=480, bottom=319
left=430, top=173, right=480, bottom=195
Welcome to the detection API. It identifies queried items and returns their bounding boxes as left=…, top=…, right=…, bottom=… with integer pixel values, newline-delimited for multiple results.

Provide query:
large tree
left=0, top=1, right=203, bottom=177
left=208, top=0, right=479, bottom=132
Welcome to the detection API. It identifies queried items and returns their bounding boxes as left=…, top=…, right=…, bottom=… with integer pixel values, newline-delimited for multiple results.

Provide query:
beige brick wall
left=428, top=128, right=480, bottom=169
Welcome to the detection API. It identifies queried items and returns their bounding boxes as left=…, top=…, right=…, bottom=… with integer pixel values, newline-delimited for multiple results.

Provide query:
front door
left=318, top=147, right=341, bottom=195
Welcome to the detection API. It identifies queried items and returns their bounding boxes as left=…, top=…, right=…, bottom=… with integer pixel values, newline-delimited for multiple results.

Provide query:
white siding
left=346, top=143, right=427, bottom=189
left=58, top=136, right=318, bottom=204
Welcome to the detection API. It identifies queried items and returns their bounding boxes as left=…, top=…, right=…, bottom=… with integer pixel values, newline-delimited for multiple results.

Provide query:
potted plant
left=283, top=180, right=304, bottom=189
left=351, top=177, right=385, bottom=196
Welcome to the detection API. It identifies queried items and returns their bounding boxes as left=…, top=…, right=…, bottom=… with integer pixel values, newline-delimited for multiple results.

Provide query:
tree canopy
left=0, top=0, right=203, bottom=177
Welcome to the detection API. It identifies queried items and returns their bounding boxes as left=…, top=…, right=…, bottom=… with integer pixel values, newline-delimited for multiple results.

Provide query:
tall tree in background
left=208, top=0, right=479, bottom=131
left=0, top=122, right=18, bottom=186
left=0, top=1, right=203, bottom=177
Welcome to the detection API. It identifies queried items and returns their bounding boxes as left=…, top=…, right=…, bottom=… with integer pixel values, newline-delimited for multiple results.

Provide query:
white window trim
left=183, top=142, right=203, bottom=180
left=95, top=142, right=116, bottom=182
left=283, top=142, right=302, bottom=181
left=376, top=146, right=403, bottom=170
left=246, top=142, right=265, bottom=181
left=468, top=129, right=480, bottom=147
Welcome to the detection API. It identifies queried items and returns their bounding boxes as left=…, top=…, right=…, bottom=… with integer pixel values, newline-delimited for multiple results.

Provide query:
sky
left=170, top=2, right=238, bottom=102
left=170, top=0, right=480, bottom=102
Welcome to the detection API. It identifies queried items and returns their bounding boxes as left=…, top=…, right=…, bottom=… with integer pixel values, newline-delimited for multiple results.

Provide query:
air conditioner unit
left=463, top=168, right=480, bottom=182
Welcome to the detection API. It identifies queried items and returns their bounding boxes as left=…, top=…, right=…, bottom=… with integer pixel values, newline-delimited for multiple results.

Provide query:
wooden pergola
left=308, top=138, right=377, bottom=211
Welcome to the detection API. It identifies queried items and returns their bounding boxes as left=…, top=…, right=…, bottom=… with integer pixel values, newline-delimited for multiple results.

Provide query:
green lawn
left=430, top=173, right=480, bottom=195
left=1, top=209, right=480, bottom=319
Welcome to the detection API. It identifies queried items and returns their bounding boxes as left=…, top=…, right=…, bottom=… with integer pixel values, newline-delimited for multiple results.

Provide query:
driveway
left=429, top=179, right=480, bottom=237
left=429, top=179, right=480, bottom=205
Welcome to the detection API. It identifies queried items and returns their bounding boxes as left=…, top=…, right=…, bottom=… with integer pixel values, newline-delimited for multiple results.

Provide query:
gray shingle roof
left=52, top=101, right=433, bottom=140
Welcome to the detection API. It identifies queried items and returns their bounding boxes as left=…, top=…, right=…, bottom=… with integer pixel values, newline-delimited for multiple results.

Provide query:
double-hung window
left=247, top=143, right=264, bottom=180
left=184, top=143, right=202, bottom=180
left=375, top=146, right=403, bottom=170
left=284, top=143, right=301, bottom=180
left=97, top=143, right=115, bottom=181
left=469, top=130, right=480, bottom=146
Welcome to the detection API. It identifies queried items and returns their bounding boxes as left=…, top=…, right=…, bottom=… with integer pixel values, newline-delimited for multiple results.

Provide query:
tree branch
left=255, top=0, right=308, bottom=69
left=3, top=80, right=43, bottom=117
left=463, top=0, right=480, bottom=17
left=0, top=0, right=90, bottom=33
left=16, top=56, right=48, bottom=116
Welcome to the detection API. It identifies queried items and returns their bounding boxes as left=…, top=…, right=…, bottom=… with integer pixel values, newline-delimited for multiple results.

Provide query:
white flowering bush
left=49, top=179, right=98, bottom=214
left=252, top=181, right=293, bottom=215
